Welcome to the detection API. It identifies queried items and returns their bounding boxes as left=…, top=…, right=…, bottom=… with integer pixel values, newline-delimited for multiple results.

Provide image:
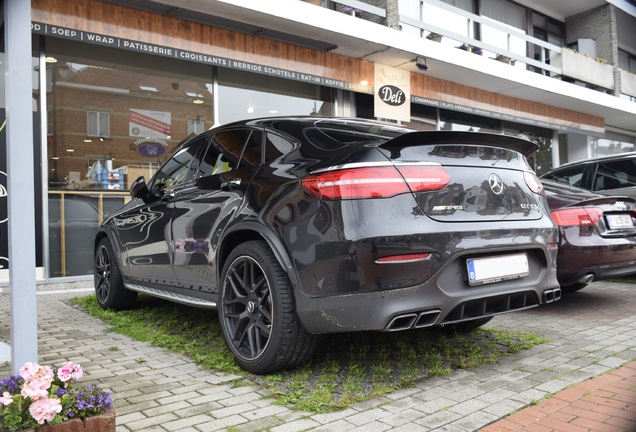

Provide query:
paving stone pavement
left=1, top=280, right=635, bottom=431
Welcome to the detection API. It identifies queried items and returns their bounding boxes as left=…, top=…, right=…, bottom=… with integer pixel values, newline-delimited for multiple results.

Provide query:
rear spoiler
left=380, top=131, right=540, bottom=157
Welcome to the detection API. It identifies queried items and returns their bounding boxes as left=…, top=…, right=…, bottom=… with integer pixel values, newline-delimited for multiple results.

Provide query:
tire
left=445, top=316, right=494, bottom=332
left=94, top=237, right=137, bottom=310
left=219, top=240, right=318, bottom=374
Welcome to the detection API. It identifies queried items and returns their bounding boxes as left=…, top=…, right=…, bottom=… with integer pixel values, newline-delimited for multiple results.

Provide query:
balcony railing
left=399, top=0, right=562, bottom=75
left=303, top=0, right=633, bottom=100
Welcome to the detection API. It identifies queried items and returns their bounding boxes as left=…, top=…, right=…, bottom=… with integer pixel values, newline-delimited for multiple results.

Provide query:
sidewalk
left=0, top=280, right=635, bottom=431
left=481, top=360, right=636, bottom=431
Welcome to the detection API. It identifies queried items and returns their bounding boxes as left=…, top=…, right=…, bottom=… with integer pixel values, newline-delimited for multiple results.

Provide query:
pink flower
left=57, top=362, right=83, bottom=382
left=29, top=397, right=62, bottom=425
left=18, top=362, right=40, bottom=380
left=21, top=378, right=50, bottom=400
left=0, top=391, right=12, bottom=406
left=18, top=363, right=54, bottom=400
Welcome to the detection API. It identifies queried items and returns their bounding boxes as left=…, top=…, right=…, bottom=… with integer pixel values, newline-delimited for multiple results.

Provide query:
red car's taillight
left=550, top=208, right=603, bottom=226
left=301, top=165, right=450, bottom=200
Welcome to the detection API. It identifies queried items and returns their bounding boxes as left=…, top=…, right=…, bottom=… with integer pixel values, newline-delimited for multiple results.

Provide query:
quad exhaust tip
left=544, top=287, right=562, bottom=303
left=386, top=310, right=441, bottom=331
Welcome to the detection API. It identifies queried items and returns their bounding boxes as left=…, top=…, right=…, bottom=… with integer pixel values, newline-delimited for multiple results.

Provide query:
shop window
left=592, top=133, right=635, bottom=158
left=217, top=68, right=332, bottom=124
left=87, top=110, right=110, bottom=138
left=440, top=109, right=500, bottom=133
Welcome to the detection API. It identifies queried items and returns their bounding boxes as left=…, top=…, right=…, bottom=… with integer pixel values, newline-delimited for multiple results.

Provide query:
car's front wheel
left=94, top=237, right=137, bottom=310
left=219, top=240, right=318, bottom=374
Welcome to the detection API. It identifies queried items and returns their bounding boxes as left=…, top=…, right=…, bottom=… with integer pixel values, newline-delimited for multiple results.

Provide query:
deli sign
left=374, top=64, right=410, bottom=122
left=378, top=85, right=406, bottom=106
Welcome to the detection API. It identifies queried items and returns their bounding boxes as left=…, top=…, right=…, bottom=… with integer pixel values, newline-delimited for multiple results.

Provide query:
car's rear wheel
left=94, top=237, right=137, bottom=310
left=219, top=240, right=318, bottom=374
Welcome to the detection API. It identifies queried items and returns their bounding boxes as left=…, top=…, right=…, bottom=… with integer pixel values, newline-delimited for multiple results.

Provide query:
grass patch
left=72, top=294, right=547, bottom=413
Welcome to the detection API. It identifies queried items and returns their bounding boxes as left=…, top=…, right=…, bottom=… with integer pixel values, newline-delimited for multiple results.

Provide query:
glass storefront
left=42, top=37, right=335, bottom=277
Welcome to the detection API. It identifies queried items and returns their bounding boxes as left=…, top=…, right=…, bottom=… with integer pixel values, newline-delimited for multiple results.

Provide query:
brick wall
left=565, top=4, right=617, bottom=66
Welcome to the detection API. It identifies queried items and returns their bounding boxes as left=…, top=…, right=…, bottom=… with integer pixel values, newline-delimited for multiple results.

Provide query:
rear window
left=542, top=165, right=586, bottom=188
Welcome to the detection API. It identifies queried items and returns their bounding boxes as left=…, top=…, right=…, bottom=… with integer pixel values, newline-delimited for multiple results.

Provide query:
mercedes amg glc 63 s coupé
left=94, top=117, right=560, bottom=373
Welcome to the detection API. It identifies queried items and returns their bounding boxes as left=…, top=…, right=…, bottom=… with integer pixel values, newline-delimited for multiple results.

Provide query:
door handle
left=221, top=178, right=241, bottom=190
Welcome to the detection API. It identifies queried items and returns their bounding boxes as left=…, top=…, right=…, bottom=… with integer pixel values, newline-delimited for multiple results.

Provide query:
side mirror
left=130, top=176, right=149, bottom=199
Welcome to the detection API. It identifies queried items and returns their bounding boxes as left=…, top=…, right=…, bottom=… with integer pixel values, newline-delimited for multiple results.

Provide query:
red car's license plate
left=606, top=214, right=634, bottom=229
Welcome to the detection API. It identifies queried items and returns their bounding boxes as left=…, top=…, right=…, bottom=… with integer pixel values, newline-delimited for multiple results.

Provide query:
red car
left=543, top=179, right=636, bottom=292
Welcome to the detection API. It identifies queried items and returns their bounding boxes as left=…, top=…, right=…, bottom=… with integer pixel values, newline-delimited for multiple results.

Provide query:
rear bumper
left=294, top=245, right=560, bottom=334
left=557, top=231, right=636, bottom=286
left=295, top=281, right=561, bottom=334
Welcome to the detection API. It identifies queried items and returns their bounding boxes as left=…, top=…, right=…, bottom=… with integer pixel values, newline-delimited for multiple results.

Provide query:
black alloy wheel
left=94, top=237, right=137, bottom=310
left=219, top=240, right=317, bottom=374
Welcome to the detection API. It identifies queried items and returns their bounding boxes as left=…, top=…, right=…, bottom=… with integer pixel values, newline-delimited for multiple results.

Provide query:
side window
left=265, top=132, right=294, bottom=163
left=197, top=129, right=262, bottom=178
left=149, top=137, right=207, bottom=195
left=543, top=165, right=585, bottom=188
left=241, top=130, right=264, bottom=167
left=595, top=159, right=636, bottom=191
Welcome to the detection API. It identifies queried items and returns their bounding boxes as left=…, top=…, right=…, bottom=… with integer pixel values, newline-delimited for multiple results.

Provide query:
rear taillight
left=375, top=253, right=431, bottom=264
left=301, top=165, right=450, bottom=200
left=550, top=208, right=603, bottom=226
left=524, top=171, right=544, bottom=195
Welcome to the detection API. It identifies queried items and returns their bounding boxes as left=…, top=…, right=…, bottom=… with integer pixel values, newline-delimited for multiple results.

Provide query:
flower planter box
left=620, top=69, right=636, bottom=98
left=15, top=411, right=115, bottom=432
left=553, top=49, right=615, bottom=91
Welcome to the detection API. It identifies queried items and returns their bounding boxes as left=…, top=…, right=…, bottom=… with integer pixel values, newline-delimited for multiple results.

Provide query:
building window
left=188, top=118, right=205, bottom=135
left=87, top=110, right=110, bottom=138
left=618, top=48, right=636, bottom=72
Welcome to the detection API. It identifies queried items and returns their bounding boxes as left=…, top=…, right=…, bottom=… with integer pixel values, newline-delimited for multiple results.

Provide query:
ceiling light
left=360, top=80, right=369, bottom=86
left=84, top=139, right=92, bottom=143
left=193, top=99, right=204, bottom=104
left=66, top=148, right=74, bottom=152
left=52, top=156, right=60, bottom=160
left=139, top=85, right=158, bottom=92
left=45, top=57, right=58, bottom=63
left=415, top=56, right=428, bottom=71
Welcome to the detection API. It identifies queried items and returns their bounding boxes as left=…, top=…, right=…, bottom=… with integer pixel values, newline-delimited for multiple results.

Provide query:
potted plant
left=426, top=32, right=443, bottom=42
left=340, top=6, right=362, bottom=17
left=456, top=44, right=483, bottom=55
left=0, top=362, right=114, bottom=432
left=495, top=54, right=516, bottom=65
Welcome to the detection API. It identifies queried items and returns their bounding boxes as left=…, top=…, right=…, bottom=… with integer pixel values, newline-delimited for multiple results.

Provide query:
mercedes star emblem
left=488, top=173, right=504, bottom=195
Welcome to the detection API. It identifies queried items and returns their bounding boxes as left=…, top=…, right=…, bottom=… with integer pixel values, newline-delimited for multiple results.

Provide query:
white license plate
left=606, top=214, right=634, bottom=229
left=467, top=253, right=529, bottom=286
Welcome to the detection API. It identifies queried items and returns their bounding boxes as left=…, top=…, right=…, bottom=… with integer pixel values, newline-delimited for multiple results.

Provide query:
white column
left=5, top=0, right=38, bottom=373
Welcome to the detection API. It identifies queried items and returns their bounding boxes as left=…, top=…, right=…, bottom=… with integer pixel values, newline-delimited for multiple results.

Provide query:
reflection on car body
left=94, top=116, right=560, bottom=373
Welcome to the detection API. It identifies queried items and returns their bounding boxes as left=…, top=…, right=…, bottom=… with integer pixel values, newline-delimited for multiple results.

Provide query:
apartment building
left=1, top=0, right=635, bottom=282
